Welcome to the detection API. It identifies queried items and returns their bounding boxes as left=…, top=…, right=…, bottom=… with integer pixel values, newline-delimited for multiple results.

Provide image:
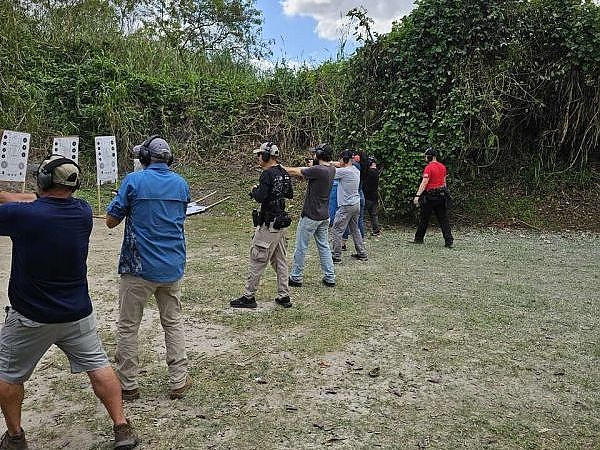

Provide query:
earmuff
left=261, top=142, right=279, bottom=162
left=36, top=156, right=81, bottom=190
left=138, top=135, right=173, bottom=166
left=314, top=143, right=332, bottom=162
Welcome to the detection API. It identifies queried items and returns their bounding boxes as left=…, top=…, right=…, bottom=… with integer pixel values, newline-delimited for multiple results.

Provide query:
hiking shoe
left=230, top=295, right=257, bottom=309
left=350, top=253, right=368, bottom=261
left=0, top=429, right=28, bottom=450
left=170, top=375, right=193, bottom=400
left=113, top=420, right=139, bottom=450
left=322, top=278, right=336, bottom=288
left=121, top=388, right=140, bottom=402
left=332, top=257, right=342, bottom=264
left=288, top=277, right=302, bottom=287
left=275, top=296, right=292, bottom=308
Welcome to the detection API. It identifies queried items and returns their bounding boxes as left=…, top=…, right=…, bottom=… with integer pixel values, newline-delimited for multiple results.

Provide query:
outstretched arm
left=0, top=191, right=37, bottom=204
left=282, top=166, right=305, bottom=178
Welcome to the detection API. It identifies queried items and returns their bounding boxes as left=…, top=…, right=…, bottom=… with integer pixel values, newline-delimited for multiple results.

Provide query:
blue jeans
left=328, top=181, right=338, bottom=224
left=290, top=216, right=335, bottom=284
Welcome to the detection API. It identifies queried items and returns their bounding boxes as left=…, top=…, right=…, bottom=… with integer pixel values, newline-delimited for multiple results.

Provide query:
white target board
left=53, top=136, right=79, bottom=162
left=0, top=130, right=30, bottom=182
left=95, top=136, right=118, bottom=185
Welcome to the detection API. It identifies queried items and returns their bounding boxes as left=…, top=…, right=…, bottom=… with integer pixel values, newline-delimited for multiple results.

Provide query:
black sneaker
left=341, top=243, right=347, bottom=251
left=351, top=253, right=368, bottom=261
left=113, top=419, right=139, bottom=450
left=322, top=278, right=336, bottom=287
left=412, top=239, right=424, bottom=244
left=0, top=429, right=27, bottom=450
left=445, top=242, right=454, bottom=249
left=230, top=295, right=257, bottom=309
left=288, top=277, right=302, bottom=287
left=275, top=296, right=292, bottom=308
left=332, top=256, right=342, bottom=264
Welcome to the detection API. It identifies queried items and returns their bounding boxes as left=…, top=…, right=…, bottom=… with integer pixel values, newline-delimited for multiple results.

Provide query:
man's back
left=301, top=164, right=335, bottom=221
left=107, top=163, right=190, bottom=283
left=0, top=197, right=93, bottom=323
left=335, top=165, right=360, bottom=206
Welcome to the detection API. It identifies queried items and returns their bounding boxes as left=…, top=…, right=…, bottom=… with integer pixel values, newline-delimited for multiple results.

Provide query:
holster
left=252, top=209, right=260, bottom=227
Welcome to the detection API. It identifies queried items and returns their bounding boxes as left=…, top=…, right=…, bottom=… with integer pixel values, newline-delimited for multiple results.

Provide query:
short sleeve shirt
left=334, top=165, right=360, bottom=206
left=423, top=161, right=447, bottom=190
left=0, top=197, right=93, bottom=323
left=300, top=164, right=335, bottom=220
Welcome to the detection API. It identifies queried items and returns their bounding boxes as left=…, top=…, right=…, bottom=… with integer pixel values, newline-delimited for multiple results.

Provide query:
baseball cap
left=253, top=142, right=279, bottom=157
left=133, top=136, right=172, bottom=161
left=424, top=147, right=437, bottom=157
left=38, top=155, right=81, bottom=187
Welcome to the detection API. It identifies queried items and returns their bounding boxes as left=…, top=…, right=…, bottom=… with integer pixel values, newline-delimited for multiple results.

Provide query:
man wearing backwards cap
left=106, top=135, right=192, bottom=402
left=231, top=142, right=294, bottom=309
left=0, top=155, right=139, bottom=450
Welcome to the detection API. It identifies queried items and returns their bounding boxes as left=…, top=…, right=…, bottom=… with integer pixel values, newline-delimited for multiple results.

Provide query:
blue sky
left=255, top=0, right=416, bottom=66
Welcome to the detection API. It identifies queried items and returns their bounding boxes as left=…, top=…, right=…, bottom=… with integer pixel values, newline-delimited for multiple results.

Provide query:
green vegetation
left=1, top=0, right=599, bottom=227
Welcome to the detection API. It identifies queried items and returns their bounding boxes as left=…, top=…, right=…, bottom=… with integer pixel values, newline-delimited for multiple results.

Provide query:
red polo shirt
left=423, top=161, right=447, bottom=190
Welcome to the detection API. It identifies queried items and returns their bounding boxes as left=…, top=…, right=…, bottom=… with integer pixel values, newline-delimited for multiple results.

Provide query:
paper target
left=53, top=136, right=79, bottom=162
left=0, top=130, right=30, bottom=182
left=95, top=136, right=118, bottom=185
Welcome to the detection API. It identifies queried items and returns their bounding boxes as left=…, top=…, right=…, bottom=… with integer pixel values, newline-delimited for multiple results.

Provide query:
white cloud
left=281, top=0, right=415, bottom=41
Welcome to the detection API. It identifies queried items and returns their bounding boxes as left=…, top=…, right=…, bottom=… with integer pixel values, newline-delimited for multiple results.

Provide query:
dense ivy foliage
left=337, top=0, right=600, bottom=216
left=1, top=0, right=599, bottom=220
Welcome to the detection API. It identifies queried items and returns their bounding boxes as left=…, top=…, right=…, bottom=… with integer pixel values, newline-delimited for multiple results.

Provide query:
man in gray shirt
left=331, top=150, right=368, bottom=262
left=285, top=144, right=336, bottom=287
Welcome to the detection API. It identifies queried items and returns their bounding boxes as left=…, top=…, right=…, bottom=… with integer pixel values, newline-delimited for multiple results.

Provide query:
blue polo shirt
left=0, top=197, right=93, bottom=323
left=107, top=163, right=190, bottom=283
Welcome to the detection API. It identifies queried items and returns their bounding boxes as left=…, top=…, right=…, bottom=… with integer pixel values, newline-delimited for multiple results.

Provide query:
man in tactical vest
left=231, top=142, right=294, bottom=309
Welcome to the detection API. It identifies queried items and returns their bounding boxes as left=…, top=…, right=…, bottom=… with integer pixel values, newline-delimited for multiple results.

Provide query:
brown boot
left=113, top=419, right=139, bottom=449
left=0, top=429, right=28, bottom=450
left=169, top=375, right=192, bottom=399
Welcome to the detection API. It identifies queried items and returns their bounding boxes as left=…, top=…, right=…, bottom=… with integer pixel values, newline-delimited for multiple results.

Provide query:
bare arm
left=282, top=166, right=305, bottom=178
left=413, top=177, right=429, bottom=206
left=0, top=191, right=37, bottom=204
left=105, top=214, right=123, bottom=228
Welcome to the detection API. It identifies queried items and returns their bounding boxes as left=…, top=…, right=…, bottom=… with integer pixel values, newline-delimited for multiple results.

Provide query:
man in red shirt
left=412, top=148, right=454, bottom=247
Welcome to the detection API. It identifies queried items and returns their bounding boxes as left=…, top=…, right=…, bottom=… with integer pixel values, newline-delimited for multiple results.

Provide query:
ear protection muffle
left=314, top=143, right=332, bottom=162
left=261, top=142, right=279, bottom=162
left=138, top=135, right=173, bottom=166
left=36, top=156, right=81, bottom=190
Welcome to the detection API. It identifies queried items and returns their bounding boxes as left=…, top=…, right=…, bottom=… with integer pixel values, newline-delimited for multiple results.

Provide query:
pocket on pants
left=251, top=240, right=270, bottom=263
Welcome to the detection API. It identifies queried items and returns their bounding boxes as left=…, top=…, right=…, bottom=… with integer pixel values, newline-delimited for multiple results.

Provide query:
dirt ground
left=1, top=216, right=599, bottom=449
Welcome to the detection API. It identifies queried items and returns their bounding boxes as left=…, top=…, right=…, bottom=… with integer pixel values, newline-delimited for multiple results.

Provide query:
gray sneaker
left=113, top=420, right=139, bottom=449
left=0, top=429, right=28, bottom=450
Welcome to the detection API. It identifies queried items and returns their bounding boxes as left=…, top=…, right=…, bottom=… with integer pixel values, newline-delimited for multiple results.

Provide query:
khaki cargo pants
left=115, top=274, right=188, bottom=391
left=244, top=224, right=289, bottom=299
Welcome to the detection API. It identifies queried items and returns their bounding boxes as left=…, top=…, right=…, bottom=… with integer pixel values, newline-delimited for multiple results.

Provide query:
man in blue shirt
left=106, top=136, right=191, bottom=401
left=0, top=155, right=138, bottom=450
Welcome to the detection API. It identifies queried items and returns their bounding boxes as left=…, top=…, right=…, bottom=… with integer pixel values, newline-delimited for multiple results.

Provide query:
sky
left=255, top=0, right=416, bottom=67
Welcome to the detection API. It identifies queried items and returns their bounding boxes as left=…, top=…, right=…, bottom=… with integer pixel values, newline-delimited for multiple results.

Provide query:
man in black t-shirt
left=285, top=143, right=336, bottom=288
left=363, top=157, right=382, bottom=236
left=231, top=142, right=294, bottom=309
